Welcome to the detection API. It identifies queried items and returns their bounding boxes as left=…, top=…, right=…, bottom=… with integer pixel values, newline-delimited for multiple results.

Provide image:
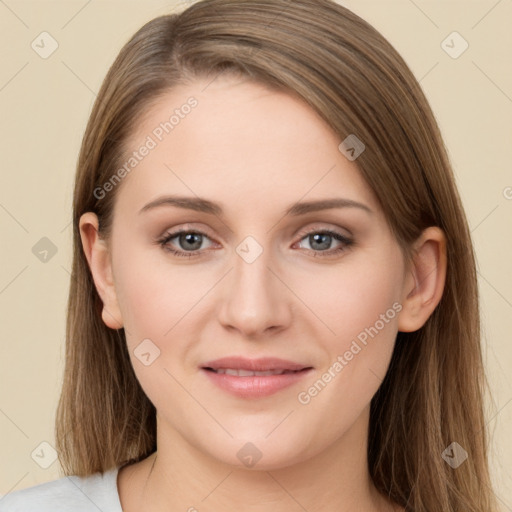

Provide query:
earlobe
left=397, top=226, right=447, bottom=333
left=79, top=212, right=124, bottom=330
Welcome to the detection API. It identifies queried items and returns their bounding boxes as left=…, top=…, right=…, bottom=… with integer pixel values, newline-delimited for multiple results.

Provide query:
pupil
left=311, top=233, right=330, bottom=250
left=181, top=233, right=202, bottom=250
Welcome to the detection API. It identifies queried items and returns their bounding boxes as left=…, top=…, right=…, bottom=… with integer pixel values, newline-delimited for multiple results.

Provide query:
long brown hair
left=55, top=1, right=500, bottom=510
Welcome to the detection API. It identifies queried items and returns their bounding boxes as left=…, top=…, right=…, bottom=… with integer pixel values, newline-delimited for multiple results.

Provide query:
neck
left=119, top=404, right=398, bottom=512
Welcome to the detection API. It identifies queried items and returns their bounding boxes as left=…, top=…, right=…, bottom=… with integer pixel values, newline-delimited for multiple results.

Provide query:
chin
left=205, top=434, right=315, bottom=472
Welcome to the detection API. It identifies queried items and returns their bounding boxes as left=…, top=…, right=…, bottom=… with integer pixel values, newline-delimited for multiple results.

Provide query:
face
left=93, top=75, right=411, bottom=469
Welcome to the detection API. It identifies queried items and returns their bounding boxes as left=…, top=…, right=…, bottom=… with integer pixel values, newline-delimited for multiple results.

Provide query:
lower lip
left=201, top=368, right=313, bottom=398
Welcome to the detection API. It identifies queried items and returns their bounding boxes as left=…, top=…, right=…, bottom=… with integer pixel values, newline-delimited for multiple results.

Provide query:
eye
left=156, top=226, right=354, bottom=259
left=294, top=228, right=354, bottom=257
left=157, top=229, right=216, bottom=258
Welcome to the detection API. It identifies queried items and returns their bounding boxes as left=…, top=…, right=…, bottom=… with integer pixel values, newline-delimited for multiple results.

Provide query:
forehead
left=114, top=76, right=380, bottom=219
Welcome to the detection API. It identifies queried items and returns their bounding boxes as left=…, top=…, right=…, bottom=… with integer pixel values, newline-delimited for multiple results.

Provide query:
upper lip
left=201, top=356, right=312, bottom=372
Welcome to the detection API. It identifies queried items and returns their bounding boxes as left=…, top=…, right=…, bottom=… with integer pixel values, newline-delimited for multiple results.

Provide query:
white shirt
left=0, top=467, right=123, bottom=511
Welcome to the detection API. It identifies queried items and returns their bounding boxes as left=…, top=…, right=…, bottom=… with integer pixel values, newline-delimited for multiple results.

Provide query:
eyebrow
left=138, top=195, right=373, bottom=217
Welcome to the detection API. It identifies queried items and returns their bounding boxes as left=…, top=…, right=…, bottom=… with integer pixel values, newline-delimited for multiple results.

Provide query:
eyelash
left=156, top=227, right=354, bottom=259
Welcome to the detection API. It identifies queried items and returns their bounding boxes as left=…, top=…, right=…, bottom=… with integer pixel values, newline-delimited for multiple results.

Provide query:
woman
left=0, top=0, right=500, bottom=511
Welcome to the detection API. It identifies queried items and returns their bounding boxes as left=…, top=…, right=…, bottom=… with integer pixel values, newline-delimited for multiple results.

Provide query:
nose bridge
left=218, top=234, right=291, bottom=335
left=234, top=235, right=273, bottom=292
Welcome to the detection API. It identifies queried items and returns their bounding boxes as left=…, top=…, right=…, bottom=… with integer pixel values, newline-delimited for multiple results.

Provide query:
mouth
left=202, top=367, right=308, bottom=376
left=201, top=355, right=312, bottom=373
left=199, top=356, right=313, bottom=398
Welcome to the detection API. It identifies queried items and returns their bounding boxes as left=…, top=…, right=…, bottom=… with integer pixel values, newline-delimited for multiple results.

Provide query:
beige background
left=0, top=0, right=511, bottom=508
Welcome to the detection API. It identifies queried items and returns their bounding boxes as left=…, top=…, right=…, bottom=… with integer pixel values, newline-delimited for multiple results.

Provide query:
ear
left=397, top=226, right=447, bottom=333
left=79, top=212, right=124, bottom=330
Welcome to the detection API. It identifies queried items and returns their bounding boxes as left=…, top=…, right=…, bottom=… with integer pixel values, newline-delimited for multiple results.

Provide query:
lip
left=200, top=356, right=313, bottom=399
left=201, top=356, right=311, bottom=372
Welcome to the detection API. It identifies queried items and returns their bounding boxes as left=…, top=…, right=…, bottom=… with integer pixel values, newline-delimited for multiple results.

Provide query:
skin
left=80, top=75, right=447, bottom=512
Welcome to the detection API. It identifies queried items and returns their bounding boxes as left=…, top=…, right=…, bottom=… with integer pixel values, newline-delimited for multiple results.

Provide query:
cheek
left=112, top=244, right=208, bottom=334
left=111, top=249, right=218, bottom=388
left=339, top=270, right=400, bottom=347
left=293, top=251, right=403, bottom=400
left=291, top=263, right=402, bottom=458
left=294, top=254, right=402, bottom=345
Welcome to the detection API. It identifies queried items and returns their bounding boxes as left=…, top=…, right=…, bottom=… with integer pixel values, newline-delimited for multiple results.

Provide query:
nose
left=217, top=241, right=293, bottom=338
